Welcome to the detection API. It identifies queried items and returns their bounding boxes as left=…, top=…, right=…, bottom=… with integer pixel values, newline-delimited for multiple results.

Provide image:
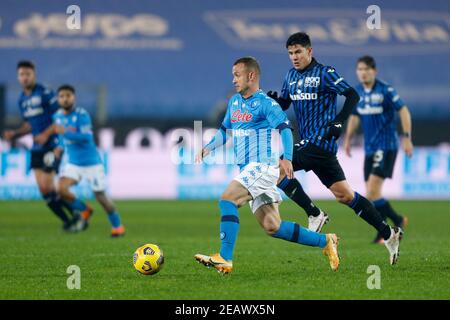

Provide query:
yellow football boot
left=194, top=253, right=233, bottom=274
left=322, top=233, right=340, bottom=271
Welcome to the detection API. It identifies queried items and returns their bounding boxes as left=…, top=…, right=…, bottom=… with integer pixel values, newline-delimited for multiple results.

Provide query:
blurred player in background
left=343, top=55, right=412, bottom=243
left=2, top=61, right=74, bottom=231
left=268, top=32, right=402, bottom=265
left=36, top=84, right=125, bottom=237
left=194, top=57, right=340, bottom=274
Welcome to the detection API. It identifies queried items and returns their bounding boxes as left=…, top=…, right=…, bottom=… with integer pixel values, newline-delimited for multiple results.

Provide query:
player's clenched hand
left=3, top=130, right=15, bottom=141
left=195, top=148, right=210, bottom=163
left=267, top=91, right=279, bottom=101
left=402, top=138, right=413, bottom=158
left=53, top=147, right=63, bottom=160
left=53, top=125, right=65, bottom=134
left=322, top=121, right=343, bottom=140
left=280, top=159, right=294, bottom=179
left=34, top=132, right=49, bottom=145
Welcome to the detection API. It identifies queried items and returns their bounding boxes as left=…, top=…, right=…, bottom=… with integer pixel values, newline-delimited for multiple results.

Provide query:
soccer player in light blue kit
left=194, top=57, right=339, bottom=274
left=36, top=85, right=125, bottom=237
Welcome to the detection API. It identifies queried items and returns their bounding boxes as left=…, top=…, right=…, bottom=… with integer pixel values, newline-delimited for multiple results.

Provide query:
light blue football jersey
left=53, top=107, right=101, bottom=166
left=209, top=89, right=290, bottom=170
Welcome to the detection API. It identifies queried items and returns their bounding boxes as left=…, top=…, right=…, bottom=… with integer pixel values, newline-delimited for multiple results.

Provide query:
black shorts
left=30, top=149, right=62, bottom=174
left=290, top=142, right=346, bottom=188
left=364, top=150, right=397, bottom=181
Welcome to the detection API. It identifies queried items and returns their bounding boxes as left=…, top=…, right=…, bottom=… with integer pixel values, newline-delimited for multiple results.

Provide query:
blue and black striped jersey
left=18, top=83, right=60, bottom=151
left=281, top=58, right=351, bottom=154
left=353, top=79, right=405, bottom=155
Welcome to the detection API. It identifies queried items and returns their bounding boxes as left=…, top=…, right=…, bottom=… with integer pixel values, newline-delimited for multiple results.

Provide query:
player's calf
left=95, top=191, right=125, bottom=237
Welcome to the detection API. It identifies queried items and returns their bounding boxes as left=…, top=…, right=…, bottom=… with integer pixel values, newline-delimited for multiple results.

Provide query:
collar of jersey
left=22, top=83, right=39, bottom=97
left=363, top=79, right=380, bottom=93
left=295, top=58, right=318, bottom=74
left=62, top=106, right=77, bottom=116
left=240, top=89, right=263, bottom=101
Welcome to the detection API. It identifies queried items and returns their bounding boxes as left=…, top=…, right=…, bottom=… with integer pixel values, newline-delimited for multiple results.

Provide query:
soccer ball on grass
left=133, top=244, right=164, bottom=275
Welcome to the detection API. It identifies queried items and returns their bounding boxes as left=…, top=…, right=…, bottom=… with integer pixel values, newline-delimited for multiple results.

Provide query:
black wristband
left=402, top=132, right=411, bottom=139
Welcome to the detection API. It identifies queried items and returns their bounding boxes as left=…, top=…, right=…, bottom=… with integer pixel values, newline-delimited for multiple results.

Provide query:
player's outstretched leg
left=255, top=203, right=340, bottom=271
left=277, top=176, right=329, bottom=232
left=195, top=199, right=238, bottom=274
left=58, top=177, right=93, bottom=231
left=367, top=175, right=408, bottom=244
left=373, top=198, right=408, bottom=243
left=35, top=170, right=72, bottom=231
left=330, top=180, right=402, bottom=265
left=195, top=181, right=251, bottom=274
left=94, top=191, right=125, bottom=237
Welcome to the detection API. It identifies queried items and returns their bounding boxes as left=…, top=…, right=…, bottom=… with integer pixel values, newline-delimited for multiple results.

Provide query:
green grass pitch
left=0, top=200, right=449, bottom=299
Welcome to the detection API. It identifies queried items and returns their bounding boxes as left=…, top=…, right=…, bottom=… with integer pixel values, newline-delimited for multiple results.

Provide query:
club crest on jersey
left=231, top=110, right=253, bottom=123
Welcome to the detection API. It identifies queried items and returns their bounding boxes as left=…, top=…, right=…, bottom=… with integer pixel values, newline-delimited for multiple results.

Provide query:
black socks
left=43, top=192, right=70, bottom=224
left=278, top=177, right=321, bottom=217
left=348, top=192, right=392, bottom=240
left=374, top=198, right=404, bottom=226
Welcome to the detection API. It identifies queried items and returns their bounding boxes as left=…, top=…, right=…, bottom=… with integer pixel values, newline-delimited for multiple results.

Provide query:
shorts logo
left=220, top=232, right=226, bottom=240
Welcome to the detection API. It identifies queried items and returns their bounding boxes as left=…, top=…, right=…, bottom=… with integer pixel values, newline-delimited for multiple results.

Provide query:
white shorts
left=61, top=163, right=107, bottom=192
left=234, top=162, right=282, bottom=214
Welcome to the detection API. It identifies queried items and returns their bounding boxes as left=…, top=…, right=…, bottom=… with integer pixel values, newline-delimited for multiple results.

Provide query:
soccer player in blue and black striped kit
left=344, top=56, right=412, bottom=243
left=2, top=61, right=75, bottom=231
left=268, top=32, right=402, bottom=265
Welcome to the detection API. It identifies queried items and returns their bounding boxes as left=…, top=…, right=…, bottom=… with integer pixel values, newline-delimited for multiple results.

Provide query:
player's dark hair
left=357, top=55, right=376, bottom=69
left=57, top=84, right=76, bottom=94
left=233, top=56, right=261, bottom=75
left=286, top=32, right=312, bottom=49
left=17, top=60, right=35, bottom=70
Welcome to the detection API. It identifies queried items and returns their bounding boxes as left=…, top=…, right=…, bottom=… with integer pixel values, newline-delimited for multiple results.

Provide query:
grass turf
left=0, top=200, right=449, bottom=300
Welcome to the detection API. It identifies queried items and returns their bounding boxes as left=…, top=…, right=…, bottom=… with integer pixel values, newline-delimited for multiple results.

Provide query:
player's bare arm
left=343, top=115, right=360, bottom=157
left=398, top=106, right=413, bottom=157
left=3, top=121, right=31, bottom=141
left=34, top=123, right=57, bottom=145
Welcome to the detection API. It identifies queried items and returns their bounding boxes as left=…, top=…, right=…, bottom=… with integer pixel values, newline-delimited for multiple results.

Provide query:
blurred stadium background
left=0, top=0, right=449, bottom=201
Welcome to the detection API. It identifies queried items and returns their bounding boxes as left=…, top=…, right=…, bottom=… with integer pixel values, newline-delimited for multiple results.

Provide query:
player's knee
left=263, top=220, right=281, bottom=236
left=335, top=190, right=354, bottom=204
left=38, top=184, right=54, bottom=196
left=57, top=185, right=71, bottom=199
left=220, top=192, right=239, bottom=206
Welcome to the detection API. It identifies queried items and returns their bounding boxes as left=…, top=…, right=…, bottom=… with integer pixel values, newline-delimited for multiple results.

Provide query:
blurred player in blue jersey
left=268, top=33, right=402, bottom=265
left=36, top=85, right=125, bottom=237
left=194, top=57, right=340, bottom=274
left=2, top=61, right=75, bottom=231
left=343, top=56, right=412, bottom=243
